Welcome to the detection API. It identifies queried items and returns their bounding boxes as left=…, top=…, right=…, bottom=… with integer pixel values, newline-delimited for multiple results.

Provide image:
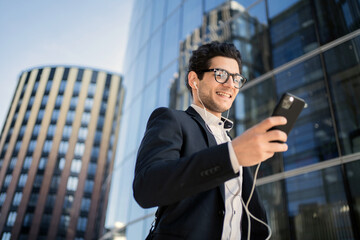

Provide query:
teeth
left=217, top=92, right=231, bottom=98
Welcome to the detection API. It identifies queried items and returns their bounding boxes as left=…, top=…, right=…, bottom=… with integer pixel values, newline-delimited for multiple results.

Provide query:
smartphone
left=270, top=92, right=306, bottom=136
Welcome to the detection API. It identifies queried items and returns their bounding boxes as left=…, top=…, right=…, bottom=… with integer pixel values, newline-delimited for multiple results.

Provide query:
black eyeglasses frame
left=201, top=68, right=247, bottom=89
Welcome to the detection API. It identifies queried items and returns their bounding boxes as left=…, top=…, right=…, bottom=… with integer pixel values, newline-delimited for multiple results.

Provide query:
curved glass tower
left=106, top=0, right=360, bottom=239
left=0, top=66, right=124, bottom=239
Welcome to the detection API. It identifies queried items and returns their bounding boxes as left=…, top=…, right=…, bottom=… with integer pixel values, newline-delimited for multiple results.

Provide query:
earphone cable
left=242, top=162, right=272, bottom=240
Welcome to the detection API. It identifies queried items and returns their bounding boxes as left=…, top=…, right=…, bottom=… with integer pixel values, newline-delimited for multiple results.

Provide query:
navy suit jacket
left=133, top=107, right=268, bottom=239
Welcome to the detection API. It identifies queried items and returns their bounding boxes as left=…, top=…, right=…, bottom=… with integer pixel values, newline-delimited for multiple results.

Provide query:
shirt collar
left=191, top=104, right=233, bottom=131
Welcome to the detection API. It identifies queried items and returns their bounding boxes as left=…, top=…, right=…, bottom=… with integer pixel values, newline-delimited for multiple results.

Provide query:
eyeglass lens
left=214, top=69, right=245, bottom=88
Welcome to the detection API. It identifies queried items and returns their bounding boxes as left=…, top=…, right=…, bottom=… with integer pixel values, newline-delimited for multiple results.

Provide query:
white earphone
left=194, top=82, right=198, bottom=89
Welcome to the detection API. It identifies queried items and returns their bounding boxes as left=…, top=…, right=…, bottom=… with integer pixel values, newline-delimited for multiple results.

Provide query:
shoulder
left=145, top=107, right=200, bottom=136
left=148, top=107, right=190, bottom=122
left=151, top=107, right=187, bottom=115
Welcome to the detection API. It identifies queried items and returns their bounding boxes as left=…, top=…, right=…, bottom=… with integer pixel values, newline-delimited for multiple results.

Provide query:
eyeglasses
left=201, top=68, right=247, bottom=89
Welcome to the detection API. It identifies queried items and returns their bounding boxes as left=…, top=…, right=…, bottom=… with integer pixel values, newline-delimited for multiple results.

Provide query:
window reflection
left=258, top=166, right=354, bottom=239
left=162, top=9, right=180, bottom=68
left=159, top=63, right=177, bottom=108
left=324, top=36, right=360, bottom=155
left=274, top=55, right=339, bottom=171
left=147, top=30, right=162, bottom=81
left=234, top=79, right=279, bottom=176
left=138, top=81, right=157, bottom=138
left=166, top=0, right=182, bottom=16
left=270, top=0, right=318, bottom=68
left=67, top=176, right=78, bottom=191
left=77, top=217, right=87, bottom=232
left=182, top=0, right=202, bottom=40
left=150, top=0, right=166, bottom=32
left=139, top=5, right=152, bottom=49
left=124, top=97, right=142, bottom=158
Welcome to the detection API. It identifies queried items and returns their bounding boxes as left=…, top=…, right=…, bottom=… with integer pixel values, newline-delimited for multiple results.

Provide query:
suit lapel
left=185, top=107, right=226, bottom=202
left=185, top=107, right=218, bottom=147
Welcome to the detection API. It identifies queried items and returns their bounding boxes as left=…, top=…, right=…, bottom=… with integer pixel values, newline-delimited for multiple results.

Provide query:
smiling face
left=190, top=56, right=240, bottom=118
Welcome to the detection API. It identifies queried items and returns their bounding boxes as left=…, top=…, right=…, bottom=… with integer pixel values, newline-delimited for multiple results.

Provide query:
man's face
left=193, top=56, right=240, bottom=117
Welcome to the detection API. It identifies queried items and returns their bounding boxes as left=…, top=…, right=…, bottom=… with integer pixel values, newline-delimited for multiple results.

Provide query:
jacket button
left=218, top=210, right=225, bottom=216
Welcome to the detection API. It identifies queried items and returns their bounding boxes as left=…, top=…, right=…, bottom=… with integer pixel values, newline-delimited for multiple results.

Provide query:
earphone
left=193, top=82, right=198, bottom=89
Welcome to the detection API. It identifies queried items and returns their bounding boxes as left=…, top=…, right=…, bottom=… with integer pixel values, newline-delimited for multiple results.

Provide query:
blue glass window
left=258, top=166, right=354, bottom=239
left=73, top=81, right=82, bottom=96
left=0, top=193, right=6, bottom=205
left=38, top=157, right=47, bottom=170
left=59, top=79, right=67, bottom=94
left=67, top=176, right=78, bottom=191
left=166, top=0, right=182, bottom=16
left=162, top=9, right=180, bottom=68
left=150, top=0, right=166, bottom=32
left=81, top=198, right=91, bottom=211
left=270, top=0, right=317, bottom=67
left=55, top=95, right=63, bottom=108
left=74, top=143, right=85, bottom=156
left=12, top=192, right=22, bottom=206
left=274, top=55, right=338, bottom=171
left=6, top=212, right=17, bottom=227
left=18, top=174, right=27, bottom=187
left=268, top=0, right=300, bottom=18
left=23, top=157, right=32, bottom=169
left=88, top=82, right=96, bottom=97
left=147, top=29, right=163, bottom=81
left=62, top=67, right=70, bottom=80
left=324, top=36, right=360, bottom=155
left=4, top=175, right=12, bottom=187
left=71, top=159, right=82, bottom=173
left=45, top=80, right=53, bottom=94
left=77, top=217, right=87, bottom=231
left=205, top=0, right=226, bottom=12
left=181, top=0, right=203, bottom=40
left=78, top=127, right=88, bottom=141
left=49, top=68, right=56, bottom=80
left=43, top=140, right=52, bottom=153
left=84, top=180, right=94, bottom=193
left=59, top=141, right=69, bottom=155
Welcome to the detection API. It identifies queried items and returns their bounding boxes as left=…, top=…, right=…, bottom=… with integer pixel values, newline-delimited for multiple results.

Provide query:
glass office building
left=106, top=0, right=360, bottom=239
left=0, top=66, right=124, bottom=239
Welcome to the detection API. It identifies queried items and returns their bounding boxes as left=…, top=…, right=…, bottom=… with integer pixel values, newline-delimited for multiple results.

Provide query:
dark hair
left=186, top=41, right=242, bottom=94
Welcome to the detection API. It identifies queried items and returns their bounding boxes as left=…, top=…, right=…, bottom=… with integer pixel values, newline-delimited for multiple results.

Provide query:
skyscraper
left=0, top=66, right=124, bottom=239
left=105, top=0, right=360, bottom=239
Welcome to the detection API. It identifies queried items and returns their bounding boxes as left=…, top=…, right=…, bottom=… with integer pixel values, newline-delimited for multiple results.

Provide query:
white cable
left=242, top=162, right=272, bottom=240
left=196, top=86, right=208, bottom=118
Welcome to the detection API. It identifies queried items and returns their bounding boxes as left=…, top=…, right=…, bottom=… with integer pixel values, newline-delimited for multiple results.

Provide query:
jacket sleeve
left=133, top=107, right=237, bottom=208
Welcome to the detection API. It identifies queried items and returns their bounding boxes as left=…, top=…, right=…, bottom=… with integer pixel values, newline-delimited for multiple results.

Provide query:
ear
left=188, top=71, right=198, bottom=89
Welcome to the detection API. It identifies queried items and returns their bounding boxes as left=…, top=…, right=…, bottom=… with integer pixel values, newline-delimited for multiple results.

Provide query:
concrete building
left=0, top=66, right=124, bottom=239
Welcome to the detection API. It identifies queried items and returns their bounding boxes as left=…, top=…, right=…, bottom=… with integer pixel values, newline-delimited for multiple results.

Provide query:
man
left=133, top=41, right=287, bottom=239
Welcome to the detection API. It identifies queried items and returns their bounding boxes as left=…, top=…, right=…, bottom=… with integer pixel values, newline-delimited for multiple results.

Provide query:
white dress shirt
left=191, top=104, right=243, bottom=240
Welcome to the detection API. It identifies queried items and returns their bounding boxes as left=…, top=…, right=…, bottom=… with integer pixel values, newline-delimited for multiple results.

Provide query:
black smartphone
left=270, top=92, right=306, bottom=136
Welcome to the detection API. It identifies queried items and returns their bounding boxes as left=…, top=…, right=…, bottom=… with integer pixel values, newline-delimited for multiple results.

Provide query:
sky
left=0, top=0, right=134, bottom=130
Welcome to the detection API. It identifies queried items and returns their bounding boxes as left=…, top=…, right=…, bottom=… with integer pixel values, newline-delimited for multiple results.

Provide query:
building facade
left=0, top=66, right=124, bottom=239
left=105, top=0, right=360, bottom=239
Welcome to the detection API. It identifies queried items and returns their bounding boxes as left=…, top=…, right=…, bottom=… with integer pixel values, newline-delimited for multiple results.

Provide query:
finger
left=255, top=117, right=287, bottom=133
left=266, top=129, right=288, bottom=143
left=267, top=142, right=288, bottom=153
